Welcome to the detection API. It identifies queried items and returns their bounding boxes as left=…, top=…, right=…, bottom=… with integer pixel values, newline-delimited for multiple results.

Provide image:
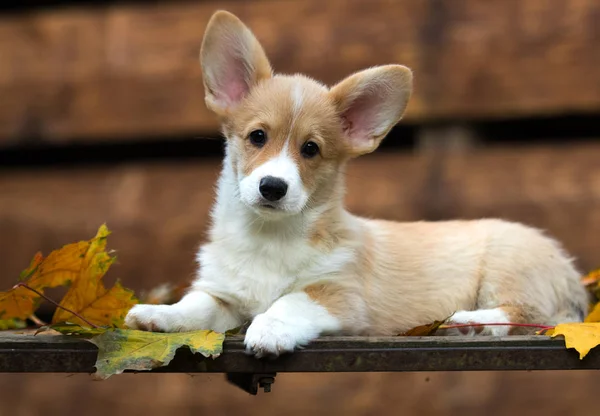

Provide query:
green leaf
left=38, top=322, right=109, bottom=338
left=0, top=318, right=27, bottom=330
left=89, top=328, right=225, bottom=379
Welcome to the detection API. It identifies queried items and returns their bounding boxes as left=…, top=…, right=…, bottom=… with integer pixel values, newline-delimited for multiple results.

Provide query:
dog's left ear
left=200, top=11, right=273, bottom=116
left=329, top=65, right=413, bottom=157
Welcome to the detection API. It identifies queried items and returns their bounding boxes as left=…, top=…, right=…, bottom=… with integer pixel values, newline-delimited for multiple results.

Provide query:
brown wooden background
left=0, top=0, right=599, bottom=415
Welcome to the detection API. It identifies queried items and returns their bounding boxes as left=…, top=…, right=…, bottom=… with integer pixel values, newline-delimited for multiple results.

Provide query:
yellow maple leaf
left=0, top=285, right=41, bottom=321
left=546, top=323, right=600, bottom=359
left=0, top=224, right=137, bottom=327
left=584, top=303, right=600, bottom=323
left=52, top=250, right=138, bottom=327
left=0, top=253, right=45, bottom=320
left=89, top=328, right=225, bottom=379
left=0, top=226, right=111, bottom=320
left=18, top=252, right=44, bottom=283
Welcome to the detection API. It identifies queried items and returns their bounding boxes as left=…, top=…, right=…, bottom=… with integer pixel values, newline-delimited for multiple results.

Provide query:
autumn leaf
left=582, top=269, right=600, bottom=300
left=0, top=286, right=42, bottom=321
left=0, top=318, right=27, bottom=330
left=39, top=323, right=225, bottom=379
left=546, top=323, right=600, bottom=359
left=0, top=225, right=225, bottom=381
left=401, top=319, right=446, bottom=336
left=581, top=268, right=600, bottom=322
left=38, top=322, right=108, bottom=337
left=18, top=253, right=44, bottom=283
left=0, top=225, right=113, bottom=320
left=90, top=328, right=225, bottom=379
left=52, top=250, right=138, bottom=327
left=584, top=303, right=600, bottom=323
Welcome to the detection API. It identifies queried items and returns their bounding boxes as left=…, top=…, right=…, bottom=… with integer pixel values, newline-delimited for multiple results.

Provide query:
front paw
left=244, top=314, right=303, bottom=358
left=125, top=304, right=182, bottom=332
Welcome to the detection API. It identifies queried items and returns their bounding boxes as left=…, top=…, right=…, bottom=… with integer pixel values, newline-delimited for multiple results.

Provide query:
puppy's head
left=200, top=11, right=412, bottom=218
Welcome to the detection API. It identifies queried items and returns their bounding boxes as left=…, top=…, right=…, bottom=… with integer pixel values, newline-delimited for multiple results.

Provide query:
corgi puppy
left=125, top=10, right=588, bottom=357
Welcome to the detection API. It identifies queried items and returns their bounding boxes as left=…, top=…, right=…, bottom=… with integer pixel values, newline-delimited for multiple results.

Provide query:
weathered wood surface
left=1, top=0, right=600, bottom=144
left=1, top=142, right=599, bottom=293
left=0, top=332, right=598, bottom=373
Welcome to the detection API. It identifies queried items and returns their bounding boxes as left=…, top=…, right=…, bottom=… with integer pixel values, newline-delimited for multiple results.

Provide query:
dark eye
left=248, top=130, right=267, bottom=147
left=301, top=141, right=320, bottom=158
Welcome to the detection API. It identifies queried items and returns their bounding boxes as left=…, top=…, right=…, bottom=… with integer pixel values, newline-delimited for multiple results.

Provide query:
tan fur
left=306, top=219, right=587, bottom=334
left=226, top=75, right=345, bottom=195
left=501, top=306, right=547, bottom=335
left=329, top=68, right=412, bottom=156
left=195, top=10, right=589, bottom=337
left=304, top=284, right=349, bottom=323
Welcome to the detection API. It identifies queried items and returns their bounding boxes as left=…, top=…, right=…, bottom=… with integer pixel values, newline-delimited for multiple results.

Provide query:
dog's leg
left=125, top=290, right=241, bottom=333
left=244, top=290, right=346, bottom=358
left=441, top=305, right=545, bottom=336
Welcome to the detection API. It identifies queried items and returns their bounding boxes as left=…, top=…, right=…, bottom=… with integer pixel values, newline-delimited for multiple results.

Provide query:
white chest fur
left=191, top=157, right=355, bottom=317
left=196, top=227, right=355, bottom=317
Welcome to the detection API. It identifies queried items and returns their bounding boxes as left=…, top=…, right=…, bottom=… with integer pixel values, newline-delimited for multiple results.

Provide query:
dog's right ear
left=200, top=11, right=273, bottom=116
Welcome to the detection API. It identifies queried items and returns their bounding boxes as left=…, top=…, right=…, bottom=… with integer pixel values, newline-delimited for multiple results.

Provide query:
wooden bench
left=1, top=333, right=598, bottom=394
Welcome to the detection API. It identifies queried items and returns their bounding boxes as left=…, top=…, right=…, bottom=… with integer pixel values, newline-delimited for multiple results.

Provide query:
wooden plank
left=1, top=0, right=600, bottom=143
left=0, top=332, right=598, bottom=374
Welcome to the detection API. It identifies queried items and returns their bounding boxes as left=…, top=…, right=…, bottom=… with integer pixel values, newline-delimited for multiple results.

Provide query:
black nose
left=259, top=176, right=288, bottom=202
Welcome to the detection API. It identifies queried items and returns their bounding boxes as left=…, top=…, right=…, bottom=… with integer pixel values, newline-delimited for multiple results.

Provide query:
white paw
left=244, top=314, right=303, bottom=358
left=445, top=309, right=511, bottom=336
left=124, top=304, right=184, bottom=332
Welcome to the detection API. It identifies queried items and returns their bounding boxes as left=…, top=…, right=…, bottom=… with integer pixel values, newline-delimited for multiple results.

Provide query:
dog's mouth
left=259, top=203, right=277, bottom=210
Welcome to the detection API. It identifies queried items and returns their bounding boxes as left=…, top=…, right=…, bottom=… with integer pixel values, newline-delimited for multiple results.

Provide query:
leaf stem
left=13, top=282, right=100, bottom=329
left=440, top=322, right=554, bottom=330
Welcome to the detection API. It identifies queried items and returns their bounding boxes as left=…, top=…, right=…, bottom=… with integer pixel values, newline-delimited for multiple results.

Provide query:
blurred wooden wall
left=0, top=1, right=599, bottom=415
left=1, top=0, right=600, bottom=143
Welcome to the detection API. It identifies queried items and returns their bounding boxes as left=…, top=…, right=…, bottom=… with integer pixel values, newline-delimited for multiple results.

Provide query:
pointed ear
left=200, top=11, right=273, bottom=115
left=329, top=65, right=413, bottom=156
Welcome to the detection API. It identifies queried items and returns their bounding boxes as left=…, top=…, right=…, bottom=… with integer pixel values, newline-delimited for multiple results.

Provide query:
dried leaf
left=547, top=323, right=600, bottom=359
left=0, top=225, right=113, bottom=320
left=0, top=286, right=43, bottom=321
left=52, top=253, right=138, bottom=327
left=584, top=302, right=600, bottom=323
left=18, top=253, right=44, bottom=283
left=401, top=319, right=446, bottom=336
left=39, top=225, right=139, bottom=327
left=28, top=232, right=105, bottom=289
left=90, top=328, right=225, bottom=379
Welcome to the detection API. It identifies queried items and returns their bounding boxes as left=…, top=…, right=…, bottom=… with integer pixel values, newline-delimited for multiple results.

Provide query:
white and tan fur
left=125, top=11, right=589, bottom=357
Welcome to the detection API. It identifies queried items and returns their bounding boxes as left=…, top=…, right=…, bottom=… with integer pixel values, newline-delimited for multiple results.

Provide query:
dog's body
left=125, top=11, right=588, bottom=356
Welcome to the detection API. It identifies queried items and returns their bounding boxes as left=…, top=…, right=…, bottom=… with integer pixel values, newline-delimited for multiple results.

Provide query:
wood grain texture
left=1, top=0, right=600, bottom=143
